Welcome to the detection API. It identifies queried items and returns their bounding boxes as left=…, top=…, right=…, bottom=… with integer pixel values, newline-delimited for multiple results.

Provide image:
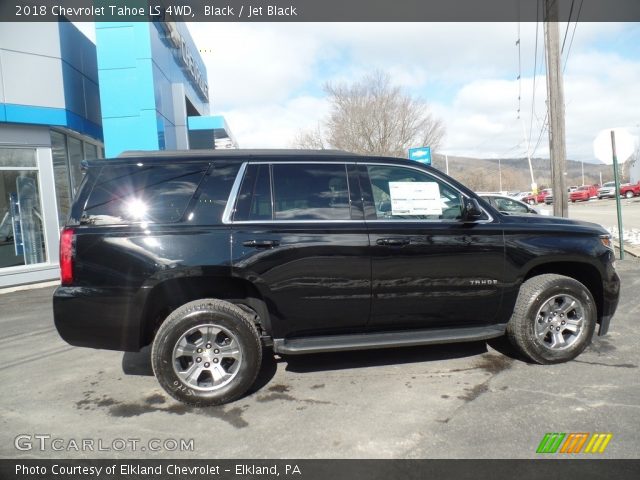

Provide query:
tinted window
left=234, top=164, right=272, bottom=221
left=272, top=164, right=351, bottom=220
left=83, top=164, right=207, bottom=225
left=366, top=165, right=463, bottom=220
left=189, top=163, right=241, bottom=224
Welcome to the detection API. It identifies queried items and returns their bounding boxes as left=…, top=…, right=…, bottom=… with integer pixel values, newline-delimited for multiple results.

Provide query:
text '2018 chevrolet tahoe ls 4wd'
left=54, top=150, right=620, bottom=406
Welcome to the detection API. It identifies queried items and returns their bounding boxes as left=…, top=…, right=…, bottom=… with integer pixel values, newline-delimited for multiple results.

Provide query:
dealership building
left=0, top=21, right=235, bottom=287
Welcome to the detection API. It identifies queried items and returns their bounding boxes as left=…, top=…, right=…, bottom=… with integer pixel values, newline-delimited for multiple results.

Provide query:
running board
left=273, top=324, right=507, bottom=355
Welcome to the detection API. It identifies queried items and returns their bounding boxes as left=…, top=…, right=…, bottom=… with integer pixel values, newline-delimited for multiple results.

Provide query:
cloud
left=73, top=21, right=640, bottom=161
left=220, top=95, right=330, bottom=148
left=432, top=51, right=640, bottom=162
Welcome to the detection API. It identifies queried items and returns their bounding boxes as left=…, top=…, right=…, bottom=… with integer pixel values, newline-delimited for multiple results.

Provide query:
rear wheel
left=507, top=274, right=596, bottom=364
left=151, top=299, right=262, bottom=406
left=625, top=190, right=634, bottom=199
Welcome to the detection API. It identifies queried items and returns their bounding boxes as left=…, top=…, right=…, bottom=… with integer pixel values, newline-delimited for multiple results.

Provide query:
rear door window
left=233, top=163, right=356, bottom=222
left=234, top=164, right=273, bottom=221
left=83, top=164, right=207, bottom=225
left=272, top=163, right=351, bottom=220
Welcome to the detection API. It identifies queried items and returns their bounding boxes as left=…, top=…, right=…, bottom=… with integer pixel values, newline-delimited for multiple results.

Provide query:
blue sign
left=408, top=146, right=432, bottom=165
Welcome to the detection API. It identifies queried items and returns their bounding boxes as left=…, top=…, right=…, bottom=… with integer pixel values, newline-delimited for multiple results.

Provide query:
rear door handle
left=376, top=237, right=410, bottom=246
left=242, top=239, right=280, bottom=249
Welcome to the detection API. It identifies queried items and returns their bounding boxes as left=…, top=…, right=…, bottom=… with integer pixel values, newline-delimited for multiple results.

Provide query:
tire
left=151, top=299, right=262, bottom=406
left=625, top=190, right=633, bottom=199
left=506, top=274, right=596, bottom=364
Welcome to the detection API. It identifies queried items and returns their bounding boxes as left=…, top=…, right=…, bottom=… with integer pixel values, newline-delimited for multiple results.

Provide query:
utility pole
left=544, top=0, right=568, bottom=217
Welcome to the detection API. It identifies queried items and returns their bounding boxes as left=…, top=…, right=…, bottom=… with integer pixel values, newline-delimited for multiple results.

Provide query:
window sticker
left=389, top=182, right=442, bottom=216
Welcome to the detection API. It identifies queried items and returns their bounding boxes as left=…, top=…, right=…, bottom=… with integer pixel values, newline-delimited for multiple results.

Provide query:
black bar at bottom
left=1, top=459, right=639, bottom=480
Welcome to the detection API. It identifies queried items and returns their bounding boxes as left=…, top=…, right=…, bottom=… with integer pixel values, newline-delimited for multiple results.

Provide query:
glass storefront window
left=50, top=130, right=103, bottom=226
left=0, top=149, right=46, bottom=268
left=0, top=149, right=36, bottom=168
left=51, top=131, right=72, bottom=226
left=84, top=143, right=98, bottom=160
left=68, top=136, right=84, bottom=193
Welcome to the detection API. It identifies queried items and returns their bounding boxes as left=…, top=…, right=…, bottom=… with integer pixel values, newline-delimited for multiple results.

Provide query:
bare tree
left=292, top=123, right=326, bottom=150
left=294, top=71, right=445, bottom=156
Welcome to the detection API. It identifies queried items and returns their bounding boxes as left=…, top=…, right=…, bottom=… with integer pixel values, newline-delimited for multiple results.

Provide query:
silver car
left=480, top=194, right=539, bottom=215
left=597, top=181, right=616, bottom=199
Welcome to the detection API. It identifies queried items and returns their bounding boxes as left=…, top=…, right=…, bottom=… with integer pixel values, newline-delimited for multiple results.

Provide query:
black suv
left=53, top=150, right=620, bottom=406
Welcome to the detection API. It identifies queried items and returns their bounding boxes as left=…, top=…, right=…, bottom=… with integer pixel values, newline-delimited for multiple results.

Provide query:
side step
left=273, top=324, right=507, bottom=355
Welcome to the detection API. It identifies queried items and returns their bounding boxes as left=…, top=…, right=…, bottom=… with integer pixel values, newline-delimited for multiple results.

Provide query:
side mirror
left=462, top=198, right=484, bottom=221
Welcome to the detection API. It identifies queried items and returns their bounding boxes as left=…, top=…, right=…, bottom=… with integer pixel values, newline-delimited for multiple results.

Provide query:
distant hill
left=430, top=154, right=626, bottom=192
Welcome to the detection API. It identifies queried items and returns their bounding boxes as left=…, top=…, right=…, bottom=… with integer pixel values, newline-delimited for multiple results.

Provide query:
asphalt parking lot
left=1, top=258, right=638, bottom=459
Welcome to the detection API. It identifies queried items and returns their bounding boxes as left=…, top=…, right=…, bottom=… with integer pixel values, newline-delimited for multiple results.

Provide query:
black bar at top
left=3, top=0, right=640, bottom=22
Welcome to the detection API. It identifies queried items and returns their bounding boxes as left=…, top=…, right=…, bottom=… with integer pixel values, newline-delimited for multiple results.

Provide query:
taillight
left=60, top=228, right=75, bottom=285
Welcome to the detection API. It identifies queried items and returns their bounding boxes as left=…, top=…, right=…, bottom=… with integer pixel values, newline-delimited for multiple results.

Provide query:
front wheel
left=151, top=299, right=262, bottom=406
left=507, top=274, right=596, bottom=364
left=625, top=190, right=634, bottom=199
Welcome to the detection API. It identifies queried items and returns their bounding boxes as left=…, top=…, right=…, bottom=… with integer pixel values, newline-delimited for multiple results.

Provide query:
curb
left=0, top=280, right=60, bottom=295
left=622, top=244, right=640, bottom=258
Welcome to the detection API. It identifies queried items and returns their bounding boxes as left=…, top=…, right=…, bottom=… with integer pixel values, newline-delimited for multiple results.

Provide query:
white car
left=479, top=194, right=540, bottom=215
left=597, top=181, right=616, bottom=199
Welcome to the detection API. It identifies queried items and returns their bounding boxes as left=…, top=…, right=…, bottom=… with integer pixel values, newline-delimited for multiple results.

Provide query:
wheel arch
left=523, top=261, right=603, bottom=328
left=140, top=276, right=271, bottom=348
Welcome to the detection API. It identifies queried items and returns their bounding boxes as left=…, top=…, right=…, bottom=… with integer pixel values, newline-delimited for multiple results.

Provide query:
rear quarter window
left=82, top=164, right=207, bottom=225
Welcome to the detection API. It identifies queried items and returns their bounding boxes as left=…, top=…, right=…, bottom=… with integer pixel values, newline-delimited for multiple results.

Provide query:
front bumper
left=598, top=259, right=620, bottom=336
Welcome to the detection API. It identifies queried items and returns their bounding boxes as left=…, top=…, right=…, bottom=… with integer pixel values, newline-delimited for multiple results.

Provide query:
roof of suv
left=84, top=149, right=426, bottom=168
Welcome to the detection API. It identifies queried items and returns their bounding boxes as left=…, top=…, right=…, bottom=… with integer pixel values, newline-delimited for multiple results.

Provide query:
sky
left=74, top=21, right=640, bottom=163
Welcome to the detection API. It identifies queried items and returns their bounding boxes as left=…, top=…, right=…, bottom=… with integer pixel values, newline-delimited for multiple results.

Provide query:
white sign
left=389, top=182, right=442, bottom=216
left=593, top=128, right=637, bottom=165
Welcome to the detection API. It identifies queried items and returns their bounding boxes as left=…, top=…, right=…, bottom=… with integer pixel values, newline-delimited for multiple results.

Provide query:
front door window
left=366, top=165, right=463, bottom=221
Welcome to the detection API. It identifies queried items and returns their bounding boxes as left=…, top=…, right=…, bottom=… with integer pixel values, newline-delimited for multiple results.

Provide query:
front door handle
left=376, top=237, right=410, bottom=246
left=243, top=239, right=280, bottom=249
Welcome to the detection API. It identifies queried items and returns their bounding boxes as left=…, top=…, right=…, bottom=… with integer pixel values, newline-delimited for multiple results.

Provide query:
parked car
left=511, top=191, right=532, bottom=201
left=480, top=194, right=539, bottom=215
left=620, top=181, right=640, bottom=199
left=522, top=189, right=552, bottom=205
left=597, top=182, right=617, bottom=199
left=544, top=189, right=554, bottom=205
left=570, top=185, right=598, bottom=202
left=53, top=150, right=620, bottom=406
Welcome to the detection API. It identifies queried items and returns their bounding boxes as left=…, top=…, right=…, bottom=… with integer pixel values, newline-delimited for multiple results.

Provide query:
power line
left=531, top=113, right=549, bottom=157
left=516, top=22, right=522, bottom=119
left=528, top=0, right=541, bottom=157
left=561, top=0, right=576, bottom=53
left=563, top=0, right=584, bottom=72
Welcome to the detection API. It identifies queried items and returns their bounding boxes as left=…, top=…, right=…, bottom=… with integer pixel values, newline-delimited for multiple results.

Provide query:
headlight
left=600, top=234, right=614, bottom=251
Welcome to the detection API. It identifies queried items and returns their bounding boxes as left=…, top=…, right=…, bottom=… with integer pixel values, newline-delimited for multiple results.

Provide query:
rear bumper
left=53, top=286, right=146, bottom=351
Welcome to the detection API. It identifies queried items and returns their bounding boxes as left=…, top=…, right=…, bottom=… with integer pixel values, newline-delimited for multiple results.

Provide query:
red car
left=620, top=182, right=640, bottom=198
left=570, top=185, right=598, bottom=202
left=522, top=188, right=552, bottom=205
